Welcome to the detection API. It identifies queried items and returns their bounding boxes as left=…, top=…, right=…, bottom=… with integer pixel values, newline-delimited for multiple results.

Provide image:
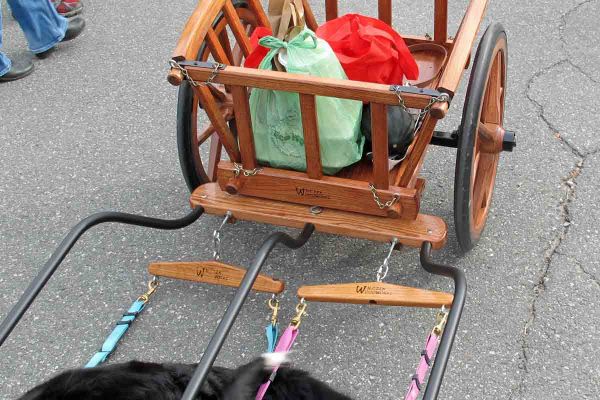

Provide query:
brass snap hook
left=138, top=277, right=159, bottom=303
left=433, top=306, right=449, bottom=336
left=268, top=296, right=280, bottom=326
left=291, top=299, right=307, bottom=329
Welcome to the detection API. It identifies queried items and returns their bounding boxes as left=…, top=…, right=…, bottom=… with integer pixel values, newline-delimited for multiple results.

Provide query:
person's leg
left=0, top=7, right=13, bottom=76
left=0, top=5, right=35, bottom=82
left=7, top=0, right=68, bottom=54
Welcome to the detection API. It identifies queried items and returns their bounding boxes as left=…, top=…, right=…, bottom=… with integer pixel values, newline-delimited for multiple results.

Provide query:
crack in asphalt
left=574, top=259, right=600, bottom=289
left=559, top=0, right=600, bottom=85
left=509, top=0, right=600, bottom=398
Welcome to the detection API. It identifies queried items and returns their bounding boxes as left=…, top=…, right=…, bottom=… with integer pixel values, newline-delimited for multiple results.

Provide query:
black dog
left=18, top=355, right=353, bottom=400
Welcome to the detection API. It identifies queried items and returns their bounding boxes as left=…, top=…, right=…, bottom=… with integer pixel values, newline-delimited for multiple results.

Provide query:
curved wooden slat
left=149, top=261, right=285, bottom=294
left=297, top=282, right=454, bottom=308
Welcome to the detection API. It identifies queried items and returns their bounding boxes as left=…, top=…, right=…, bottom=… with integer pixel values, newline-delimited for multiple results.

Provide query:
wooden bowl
left=406, top=43, right=448, bottom=88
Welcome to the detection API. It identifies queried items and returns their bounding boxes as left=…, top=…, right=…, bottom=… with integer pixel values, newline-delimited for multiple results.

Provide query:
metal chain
left=376, top=238, right=399, bottom=282
left=394, top=89, right=451, bottom=133
left=233, top=162, right=263, bottom=177
left=369, top=184, right=400, bottom=210
left=416, top=93, right=451, bottom=123
left=212, top=211, right=232, bottom=260
left=169, top=59, right=225, bottom=87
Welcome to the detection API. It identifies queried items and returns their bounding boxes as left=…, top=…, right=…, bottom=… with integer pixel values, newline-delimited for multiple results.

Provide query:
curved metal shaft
left=420, top=242, right=467, bottom=400
left=0, top=207, right=205, bottom=347
left=181, top=224, right=315, bottom=400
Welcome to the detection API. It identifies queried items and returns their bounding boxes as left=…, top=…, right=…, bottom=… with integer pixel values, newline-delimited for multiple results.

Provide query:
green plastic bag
left=249, top=29, right=364, bottom=175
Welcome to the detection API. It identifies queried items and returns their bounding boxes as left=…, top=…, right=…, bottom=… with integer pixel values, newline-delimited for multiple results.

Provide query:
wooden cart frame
left=168, top=0, right=514, bottom=251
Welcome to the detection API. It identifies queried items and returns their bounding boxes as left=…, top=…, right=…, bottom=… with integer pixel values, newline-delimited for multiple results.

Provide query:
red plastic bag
left=316, top=14, right=419, bottom=84
left=244, top=27, right=273, bottom=69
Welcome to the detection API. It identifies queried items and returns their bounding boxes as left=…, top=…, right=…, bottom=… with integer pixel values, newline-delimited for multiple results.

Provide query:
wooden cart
left=169, top=0, right=515, bottom=252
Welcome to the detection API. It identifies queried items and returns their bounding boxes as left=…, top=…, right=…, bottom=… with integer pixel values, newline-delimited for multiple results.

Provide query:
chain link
left=376, top=238, right=399, bottom=282
left=212, top=211, right=232, bottom=260
left=369, top=184, right=400, bottom=210
left=233, top=162, right=263, bottom=177
left=394, top=89, right=451, bottom=133
left=169, top=59, right=225, bottom=87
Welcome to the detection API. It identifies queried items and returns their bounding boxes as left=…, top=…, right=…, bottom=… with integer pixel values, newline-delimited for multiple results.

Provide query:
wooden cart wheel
left=177, top=0, right=259, bottom=191
left=454, top=23, right=507, bottom=252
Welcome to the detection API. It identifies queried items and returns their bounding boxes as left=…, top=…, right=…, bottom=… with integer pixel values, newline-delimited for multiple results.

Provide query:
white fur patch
left=261, top=352, right=290, bottom=368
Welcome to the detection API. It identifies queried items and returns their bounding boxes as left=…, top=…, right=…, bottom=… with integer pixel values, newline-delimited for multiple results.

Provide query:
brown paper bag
left=268, top=0, right=305, bottom=40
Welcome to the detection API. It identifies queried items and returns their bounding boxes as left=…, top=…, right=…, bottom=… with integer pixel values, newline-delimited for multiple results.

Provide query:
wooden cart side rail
left=181, top=64, right=437, bottom=108
left=437, top=0, right=490, bottom=96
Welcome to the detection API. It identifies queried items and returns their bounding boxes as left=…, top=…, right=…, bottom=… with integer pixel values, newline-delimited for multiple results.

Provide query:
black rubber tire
left=176, top=1, right=248, bottom=192
left=454, top=23, right=508, bottom=252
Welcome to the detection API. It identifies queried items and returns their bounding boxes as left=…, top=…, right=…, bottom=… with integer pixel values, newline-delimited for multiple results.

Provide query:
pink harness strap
left=404, top=331, right=440, bottom=400
left=255, top=325, right=299, bottom=400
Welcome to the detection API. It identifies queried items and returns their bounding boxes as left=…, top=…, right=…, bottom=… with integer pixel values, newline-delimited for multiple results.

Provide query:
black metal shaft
left=0, top=207, right=204, bottom=347
left=181, top=224, right=315, bottom=400
left=420, top=242, right=467, bottom=400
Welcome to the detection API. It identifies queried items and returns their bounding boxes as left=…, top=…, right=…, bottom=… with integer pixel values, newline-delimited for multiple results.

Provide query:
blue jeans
left=0, top=0, right=68, bottom=76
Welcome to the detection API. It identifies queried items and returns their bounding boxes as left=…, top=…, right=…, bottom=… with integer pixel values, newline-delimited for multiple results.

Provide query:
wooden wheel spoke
left=218, top=28, right=235, bottom=64
left=482, top=52, right=504, bottom=125
left=470, top=150, right=481, bottom=199
left=231, top=19, right=255, bottom=66
left=472, top=155, right=496, bottom=214
left=198, top=124, right=217, bottom=145
left=232, top=42, right=244, bottom=66
left=207, top=134, right=223, bottom=182
left=496, top=86, right=504, bottom=120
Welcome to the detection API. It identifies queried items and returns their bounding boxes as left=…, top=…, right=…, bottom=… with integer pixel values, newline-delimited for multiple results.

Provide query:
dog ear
left=222, top=357, right=271, bottom=400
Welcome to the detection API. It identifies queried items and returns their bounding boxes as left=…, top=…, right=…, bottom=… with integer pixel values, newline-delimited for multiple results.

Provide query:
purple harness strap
left=404, top=331, right=440, bottom=400
left=255, top=325, right=299, bottom=400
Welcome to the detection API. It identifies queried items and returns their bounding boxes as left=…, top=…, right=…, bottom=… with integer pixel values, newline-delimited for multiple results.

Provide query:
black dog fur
left=18, top=357, right=353, bottom=400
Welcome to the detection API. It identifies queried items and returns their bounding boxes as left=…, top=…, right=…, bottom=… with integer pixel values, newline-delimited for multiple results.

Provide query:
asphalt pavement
left=1, top=0, right=599, bottom=399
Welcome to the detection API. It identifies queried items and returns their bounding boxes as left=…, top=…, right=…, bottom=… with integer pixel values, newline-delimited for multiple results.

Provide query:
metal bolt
left=309, top=206, right=323, bottom=215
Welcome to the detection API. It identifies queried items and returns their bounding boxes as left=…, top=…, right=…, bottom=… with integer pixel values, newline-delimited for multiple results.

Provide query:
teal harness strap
left=266, top=323, right=279, bottom=353
left=85, top=299, right=147, bottom=368
left=265, top=297, right=280, bottom=353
